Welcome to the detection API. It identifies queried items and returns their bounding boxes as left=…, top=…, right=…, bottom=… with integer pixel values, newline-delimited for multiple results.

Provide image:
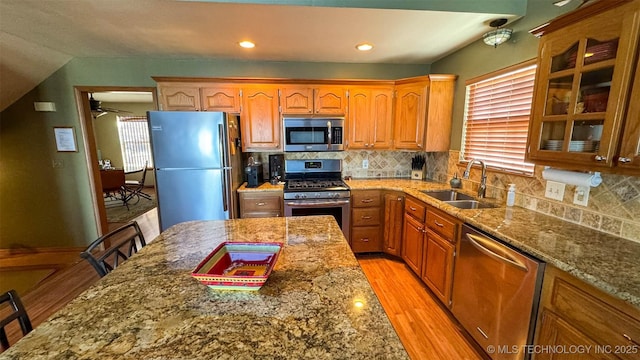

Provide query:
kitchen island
left=1, top=216, right=408, bottom=359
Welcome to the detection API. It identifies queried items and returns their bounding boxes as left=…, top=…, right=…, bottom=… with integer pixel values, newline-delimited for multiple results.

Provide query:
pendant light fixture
left=483, top=18, right=512, bottom=48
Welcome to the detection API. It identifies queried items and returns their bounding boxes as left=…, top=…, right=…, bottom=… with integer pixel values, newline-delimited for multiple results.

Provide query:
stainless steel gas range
left=283, top=159, right=350, bottom=240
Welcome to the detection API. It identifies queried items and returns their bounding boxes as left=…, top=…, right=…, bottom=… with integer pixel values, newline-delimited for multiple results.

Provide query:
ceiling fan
left=89, top=93, right=132, bottom=119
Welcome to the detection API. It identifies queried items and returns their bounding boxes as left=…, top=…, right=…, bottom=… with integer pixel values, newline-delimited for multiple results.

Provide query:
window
left=117, top=116, right=153, bottom=172
left=461, top=60, right=537, bottom=175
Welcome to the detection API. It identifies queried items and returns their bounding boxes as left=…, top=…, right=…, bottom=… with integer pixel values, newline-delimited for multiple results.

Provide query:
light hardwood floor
left=4, top=217, right=484, bottom=359
left=358, top=254, right=486, bottom=360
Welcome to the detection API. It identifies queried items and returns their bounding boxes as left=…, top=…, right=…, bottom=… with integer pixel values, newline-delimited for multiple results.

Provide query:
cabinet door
left=527, top=2, right=640, bottom=168
left=536, top=311, right=615, bottom=360
left=617, top=59, right=640, bottom=173
left=201, top=86, right=241, bottom=113
left=422, top=229, right=455, bottom=307
left=239, top=192, right=283, bottom=218
left=241, top=86, right=281, bottom=151
left=314, top=86, right=347, bottom=115
left=370, top=88, right=394, bottom=149
left=383, top=193, right=404, bottom=257
left=402, top=214, right=424, bottom=276
left=347, top=88, right=372, bottom=149
left=394, top=83, right=426, bottom=150
left=280, top=86, right=314, bottom=114
left=158, top=85, right=201, bottom=111
left=423, top=76, right=455, bottom=151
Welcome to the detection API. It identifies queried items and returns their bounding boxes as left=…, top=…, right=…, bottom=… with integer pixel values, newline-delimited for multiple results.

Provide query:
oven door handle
left=285, top=199, right=350, bottom=207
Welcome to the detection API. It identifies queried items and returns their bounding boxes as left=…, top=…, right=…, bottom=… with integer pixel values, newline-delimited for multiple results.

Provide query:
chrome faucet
left=463, top=159, right=487, bottom=198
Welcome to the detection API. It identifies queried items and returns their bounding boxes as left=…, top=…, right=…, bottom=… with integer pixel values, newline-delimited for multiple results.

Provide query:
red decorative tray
left=192, top=242, right=283, bottom=291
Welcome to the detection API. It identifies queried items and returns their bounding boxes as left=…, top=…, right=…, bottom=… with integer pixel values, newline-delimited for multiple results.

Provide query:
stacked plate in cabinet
left=543, top=140, right=563, bottom=150
left=568, top=140, right=599, bottom=152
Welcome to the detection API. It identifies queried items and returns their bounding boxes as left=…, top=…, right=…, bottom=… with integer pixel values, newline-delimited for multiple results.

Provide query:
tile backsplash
left=250, top=150, right=640, bottom=243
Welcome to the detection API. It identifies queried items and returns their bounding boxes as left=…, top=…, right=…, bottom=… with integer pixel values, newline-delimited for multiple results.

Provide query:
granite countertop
left=345, top=178, right=640, bottom=308
left=2, top=216, right=408, bottom=359
left=237, top=182, right=284, bottom=192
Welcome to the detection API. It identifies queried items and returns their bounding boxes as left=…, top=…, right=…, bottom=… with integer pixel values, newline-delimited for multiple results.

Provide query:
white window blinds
left=117, top=116, right=153, bottom=173
left=461, top=62, right=536, bottom=175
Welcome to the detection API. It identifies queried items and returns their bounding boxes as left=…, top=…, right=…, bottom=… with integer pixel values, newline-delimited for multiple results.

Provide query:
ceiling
left=0, top=0, right=523, bottom=110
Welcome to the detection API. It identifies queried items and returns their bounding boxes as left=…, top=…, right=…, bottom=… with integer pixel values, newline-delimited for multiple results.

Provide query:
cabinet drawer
left=242, top=196, right=281, bottom=212
left=241, top=211, right=281, bottom=218
left=351, top=226, right=382, bottom=253
left=352, top=191, right=381, bottom=207
left=352, top=207, right=381, bottom=226
left=404, top=196, right=426, bottom=222
left=543, top=268, right=640, bottom=360
left=426, top=208, right=456, bottom=241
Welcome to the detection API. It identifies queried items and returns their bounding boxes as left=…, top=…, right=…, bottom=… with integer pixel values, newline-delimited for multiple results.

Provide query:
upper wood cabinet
left=618, top=58, right=640, bottom=174
left=348, top=87, right=394, bottom=150
left=157, top=83, right=241, bottom=113
left=393, top=75, right=456, bottom=151
left=280, top=86, right=347, bottom=115
left=526, top=0, right=640, bottom=173
left=241, top=85, right=281, bottom=151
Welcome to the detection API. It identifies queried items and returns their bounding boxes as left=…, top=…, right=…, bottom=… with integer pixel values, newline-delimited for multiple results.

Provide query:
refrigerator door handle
left=218, top=123, right=228, bottom=168
left=222, top=169, right=230, bottom=212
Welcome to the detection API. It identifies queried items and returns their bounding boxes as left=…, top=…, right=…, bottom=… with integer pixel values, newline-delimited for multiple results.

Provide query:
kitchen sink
left=443, top=200, right=497, bottom=209
left=421, top=190, right=475, bottom=201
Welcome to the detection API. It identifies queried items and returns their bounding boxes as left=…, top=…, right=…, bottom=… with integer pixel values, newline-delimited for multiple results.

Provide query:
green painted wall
left=0, top=58, right=429, bottom=249
left=431, top=0, right=580, bottom=151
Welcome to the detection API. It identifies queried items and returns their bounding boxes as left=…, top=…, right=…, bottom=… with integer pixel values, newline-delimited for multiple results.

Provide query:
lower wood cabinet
left=350, top=190, right=383, bottom=253
left=383, top=192, right=404, bottom=256
left=238, top=191, right=283, bottom=218
left=535, top=266, right=640, bottom=360
left=422, top=229, right=455, bottom=307
left=402, top=213, right=424, bottom=275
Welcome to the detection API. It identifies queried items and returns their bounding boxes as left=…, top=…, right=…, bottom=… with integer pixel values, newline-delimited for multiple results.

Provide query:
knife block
left=411, top=169, right=424, bottom=180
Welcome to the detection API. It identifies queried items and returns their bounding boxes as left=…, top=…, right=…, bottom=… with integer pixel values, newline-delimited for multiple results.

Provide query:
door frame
left=74, top=86, right=158, bottom=236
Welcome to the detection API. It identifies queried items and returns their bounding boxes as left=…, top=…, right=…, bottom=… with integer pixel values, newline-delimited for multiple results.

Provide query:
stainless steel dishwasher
left=452, top=224, right=545, bottom=360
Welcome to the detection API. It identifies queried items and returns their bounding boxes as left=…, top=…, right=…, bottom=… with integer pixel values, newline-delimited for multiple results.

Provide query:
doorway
left=75, top=86, right=158, bottom=236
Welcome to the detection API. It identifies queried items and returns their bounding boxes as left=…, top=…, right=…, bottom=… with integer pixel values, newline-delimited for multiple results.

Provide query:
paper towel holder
left=541, top=166, right=602, bottom=187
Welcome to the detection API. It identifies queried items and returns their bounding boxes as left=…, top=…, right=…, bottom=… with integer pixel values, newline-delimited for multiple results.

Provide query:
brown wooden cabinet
left=617, top=58, right=640, bottom=174
left=402, top=196, right=426, bottom=275
left=421, top=206, right=459, bottom=307
left=383, top=192, right=404, bottom=256
left=280, top=86, right=346, bottom=115
left=535, top=265, right=640, bottom=360
left=527, top=0, right=640, bottom=173
left=350, top=190, right=383, bottom=253
left=157, top=83, right=241, bottom=112
left=239, top=191, right=283, bottom=218
left=347, top=87, right=394, bottom=150
left=393, top=75, right=456, bottom=151
left=241, top=85, right=282, bottom=151
left=157, top=84, right=201, bottom=111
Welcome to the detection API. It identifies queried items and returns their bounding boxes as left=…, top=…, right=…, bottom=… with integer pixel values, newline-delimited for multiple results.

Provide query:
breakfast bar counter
left=2, top=216, right=408, bottom=359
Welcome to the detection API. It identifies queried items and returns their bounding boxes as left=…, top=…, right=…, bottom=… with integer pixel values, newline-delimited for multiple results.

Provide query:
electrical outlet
left=544, top=180, right=565, bottom=201
left=362, top=159, right=369, bottom=169
left=573, top=185, right=590, bottom=206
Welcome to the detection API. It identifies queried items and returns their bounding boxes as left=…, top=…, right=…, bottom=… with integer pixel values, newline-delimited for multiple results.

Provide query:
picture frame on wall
left=53, top=127, right=78, bottom=152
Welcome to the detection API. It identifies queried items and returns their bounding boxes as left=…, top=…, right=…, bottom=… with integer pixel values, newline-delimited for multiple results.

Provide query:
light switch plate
left=545, top=180, right=565, bottom=201
left=362, top=159, right=369, bottom=169
left=573, top=185, right=590, bottom=206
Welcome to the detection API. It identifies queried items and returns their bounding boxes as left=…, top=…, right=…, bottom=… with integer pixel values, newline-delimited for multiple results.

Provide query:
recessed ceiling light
left=239, top=41, right=255, bottom=49
left=356, top=43, right=374, bottom=51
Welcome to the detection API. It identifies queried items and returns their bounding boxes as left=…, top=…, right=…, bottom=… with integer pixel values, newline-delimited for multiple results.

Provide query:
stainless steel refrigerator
left=148, top=111, right=243, bottom=231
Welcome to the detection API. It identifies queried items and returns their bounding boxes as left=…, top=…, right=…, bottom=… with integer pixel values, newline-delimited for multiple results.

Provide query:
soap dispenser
left=450, top=173, right=462, bottom=188
left=506, top=183, right=516, bottom=207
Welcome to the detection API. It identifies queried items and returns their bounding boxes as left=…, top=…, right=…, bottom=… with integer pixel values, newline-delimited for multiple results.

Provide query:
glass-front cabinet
left=527, top=0, right=640, bottom=171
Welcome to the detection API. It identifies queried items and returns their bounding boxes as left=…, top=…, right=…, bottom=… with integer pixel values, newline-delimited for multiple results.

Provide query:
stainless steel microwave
left=283, top=117, right=344, bottom=152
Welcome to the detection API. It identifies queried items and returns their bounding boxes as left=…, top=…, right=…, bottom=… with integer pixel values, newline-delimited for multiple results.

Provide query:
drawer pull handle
left=409, top=206, right=417, bottom=211
left=623, top=333, right=639, bottom=346
left=434, top=220, right=444, bottom=227
left=619, top=157, right=632, bottom=164
left=361, top=216, right=372, bottom=219
left=256, top=202, right=266, bottom=206
left=361, top=238, right=369, bottom=242
left=361, top=199, right=373, bottom=203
